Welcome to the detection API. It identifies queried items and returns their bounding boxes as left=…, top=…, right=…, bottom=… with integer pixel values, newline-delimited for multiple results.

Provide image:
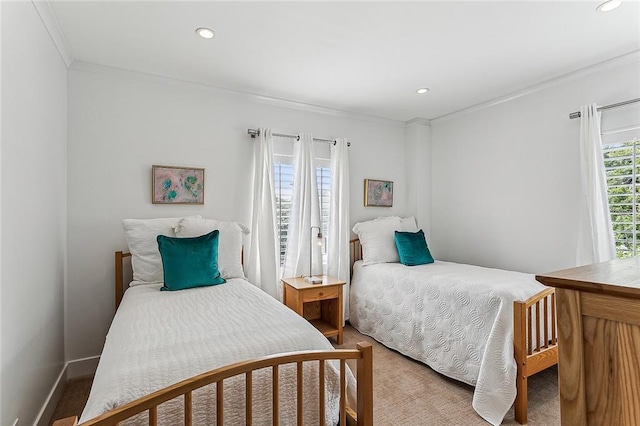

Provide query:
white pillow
left=352, top=216, right=419, bottom=265
left=400, top=216, right=419, bottom=232
left=174, top=217, right=250, bottom=279
left=123, top=216, right=201, bottom=286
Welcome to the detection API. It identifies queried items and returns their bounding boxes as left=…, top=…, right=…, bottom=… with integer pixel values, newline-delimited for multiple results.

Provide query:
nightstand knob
left=319, top=292, right=324, bottom=296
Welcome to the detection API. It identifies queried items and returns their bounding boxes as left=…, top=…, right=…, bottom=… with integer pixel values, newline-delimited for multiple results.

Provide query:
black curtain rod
left=247, top=128, right=351, bottom=146
left=569, top=98, right=640, bottom=119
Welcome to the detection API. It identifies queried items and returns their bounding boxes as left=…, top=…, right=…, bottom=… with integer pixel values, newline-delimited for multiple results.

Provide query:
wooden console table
left=536, top=256, right=640, bottom=426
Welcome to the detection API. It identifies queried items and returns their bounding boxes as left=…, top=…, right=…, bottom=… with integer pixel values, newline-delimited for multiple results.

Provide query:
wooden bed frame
left=349, top=239, right=557, bottom=424
left=54, top=343, right=373, bottom=426
left=53, top=251, right=374, bottom=426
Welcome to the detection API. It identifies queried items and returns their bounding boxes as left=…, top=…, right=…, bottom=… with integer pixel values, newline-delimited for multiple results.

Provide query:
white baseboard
left=34, top=365, right=66, bottom=426
left=33, top=355, right=100, bottom=426
left=67, top=355, right=100, bottom=379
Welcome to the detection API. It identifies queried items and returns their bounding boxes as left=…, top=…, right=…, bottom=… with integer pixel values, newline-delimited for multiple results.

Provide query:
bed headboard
left=350, top=238, right=362, bottom=278
left=115, top=251, right=132, bottom=311
left=114, top=248, right=246, bottom=311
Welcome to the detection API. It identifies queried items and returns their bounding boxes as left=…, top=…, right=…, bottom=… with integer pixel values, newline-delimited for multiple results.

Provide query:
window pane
left=317, top=166, right=331, bottom=268
left=274, top=163, right=294, bottom=265
left=603, top=140, right=639, bottom=258
left=274, top=162, right=332, bottom=267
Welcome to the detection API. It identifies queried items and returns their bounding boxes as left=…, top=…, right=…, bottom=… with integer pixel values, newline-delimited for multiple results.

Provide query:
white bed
left=81, top=277, right=356, bottom=425
left=349, top=259, right=548, bottom=426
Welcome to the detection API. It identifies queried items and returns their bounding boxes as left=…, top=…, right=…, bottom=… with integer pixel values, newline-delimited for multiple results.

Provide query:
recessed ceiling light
left=596, top=0, right=622, bottom=12
left=196, top=27, right=215, bottom=39
left=416, top=88, right=430, bottom=94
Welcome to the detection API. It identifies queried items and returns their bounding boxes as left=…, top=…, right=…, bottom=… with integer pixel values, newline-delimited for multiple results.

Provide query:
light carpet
left=334, top=325, right=559, bottom=425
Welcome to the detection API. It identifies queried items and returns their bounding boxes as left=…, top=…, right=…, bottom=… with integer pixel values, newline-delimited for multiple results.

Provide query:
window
left=274, top=162, right=331, bottom=265
left=603, top=139, right=639, bottom=258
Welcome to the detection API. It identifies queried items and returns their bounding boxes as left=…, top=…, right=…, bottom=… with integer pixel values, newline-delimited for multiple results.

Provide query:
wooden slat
left=184, top=392, right=192, bottom=426
left=340, top=360, right=346, bottom=426
left=525, top=346, right=558, bottom=376
left=551, top=292, right=557, bottom=344
left=556, top=289, right=587, bottom=425
left=535, top=301, right=541, bottom=352
left=273, top=365, right=279, bottom=426
left=356, top=342, right=373, bottom=426
left=581, top=313, right=640, bottom=425
left=581, top=292, right=640, bottom=326
left=148, top=406, right=157, bottom=426
left=245, top=372, right=252, bottom=426
left=297, top=362, right=303, bottom=426
left=513, top=300, right=528, bottom=425
left=543, top=297, right=549, bottom=348
left=616, top=322, right=640, bottom=424
left=527, top=306, right=533, bottom=356
left=583, top=316, right=618, bottom=425
left=58, top=345, right=369, bottom=426
left=216, top=381, right=223, bottom=426
left=319, top=360, right=325, bottom=425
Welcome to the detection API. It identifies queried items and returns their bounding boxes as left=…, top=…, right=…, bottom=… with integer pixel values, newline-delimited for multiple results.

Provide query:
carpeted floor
left=335, top=326, right=559, bottom=425
left=51, top=325, right=559, bottom=425
left=50, top=375, right=93, bottom=425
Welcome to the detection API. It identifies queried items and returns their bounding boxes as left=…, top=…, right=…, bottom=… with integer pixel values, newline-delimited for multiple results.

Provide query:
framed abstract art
left=152, top=165, right=204, bottom=204
left=364, top=179, right=393, bottom=207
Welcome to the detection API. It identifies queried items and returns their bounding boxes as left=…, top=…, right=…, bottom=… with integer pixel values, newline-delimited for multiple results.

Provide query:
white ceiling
left=50, top=1, right=640, bottom=122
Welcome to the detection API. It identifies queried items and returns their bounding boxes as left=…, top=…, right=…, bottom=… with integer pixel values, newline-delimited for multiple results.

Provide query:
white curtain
left=282, top=133, right=322, bottom=279
left=576, top=104, right=616, bottom=265
left=246, top=128, right=281, bottom=299
left=328, top=138, right=350, bottom=321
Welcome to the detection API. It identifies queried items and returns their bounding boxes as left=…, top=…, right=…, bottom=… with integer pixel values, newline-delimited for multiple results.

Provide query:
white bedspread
left=81, top=278, right=355, bottom=425
left=349, top=260, right=547, bottom=425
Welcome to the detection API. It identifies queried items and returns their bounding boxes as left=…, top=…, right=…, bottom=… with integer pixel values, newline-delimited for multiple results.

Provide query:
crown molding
left=431, top=50, right=640, bottom=124
left=69, top=61, right=406, bottom=128
left=404, top=117, right=431, bottom=127
left=32, top=0, right=74, bottom=67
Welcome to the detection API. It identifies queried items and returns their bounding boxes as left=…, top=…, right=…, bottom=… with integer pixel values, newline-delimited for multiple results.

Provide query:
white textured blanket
left=81, top=278, right=355, bottom=425
left=349, top=260, right=547, bottom=425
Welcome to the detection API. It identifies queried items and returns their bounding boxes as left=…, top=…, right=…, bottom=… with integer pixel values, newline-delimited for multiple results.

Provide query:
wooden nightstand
left=282, top=276, right=346, bottom=344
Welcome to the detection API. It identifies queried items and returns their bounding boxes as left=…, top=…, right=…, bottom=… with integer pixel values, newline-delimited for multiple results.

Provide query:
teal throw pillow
left=395, top=229, right=435, bottom=266
left=157, top=230, right=226, bottom=291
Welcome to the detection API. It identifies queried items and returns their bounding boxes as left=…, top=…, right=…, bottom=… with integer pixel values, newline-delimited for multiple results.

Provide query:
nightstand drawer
left=302, top=286, right=340, bottom=303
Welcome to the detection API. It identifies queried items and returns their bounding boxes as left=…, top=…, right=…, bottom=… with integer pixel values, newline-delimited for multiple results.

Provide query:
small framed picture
left=152, top=165, right=204, bottom=204
left=364, top=179, right=393, bottom=207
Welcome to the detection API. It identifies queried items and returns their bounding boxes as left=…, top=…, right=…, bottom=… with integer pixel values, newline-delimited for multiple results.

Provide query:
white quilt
left=81, top=278, right=355, bottom=425
left=349, top=260, right=547, bottom=425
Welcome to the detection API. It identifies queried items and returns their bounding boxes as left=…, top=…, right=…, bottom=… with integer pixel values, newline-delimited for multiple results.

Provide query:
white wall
left=430, top=60, right=640, bottom=274
left=404, top=120, right=432, bottom=233
left=1, top=2, right=67, bottom=425
left=66, top=64, right=408, bottom=360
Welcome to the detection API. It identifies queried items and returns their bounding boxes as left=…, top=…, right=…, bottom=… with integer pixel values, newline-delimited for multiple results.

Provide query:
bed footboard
left=53, top=342, right=373, bottom=426
left=513, top=288, right=558, bottom=424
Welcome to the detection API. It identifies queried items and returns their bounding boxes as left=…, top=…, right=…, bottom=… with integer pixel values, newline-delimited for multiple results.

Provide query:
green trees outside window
left=603, top=140, right=639, bottom=258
